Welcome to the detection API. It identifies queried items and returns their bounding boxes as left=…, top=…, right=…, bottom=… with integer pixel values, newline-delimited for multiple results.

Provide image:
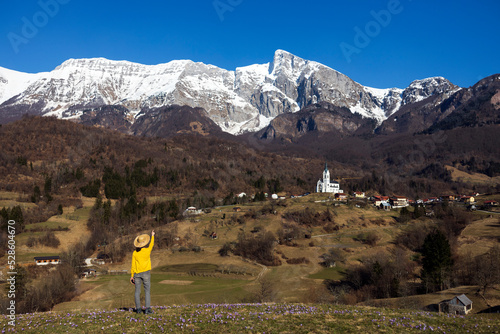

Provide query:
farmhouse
left=380, top=202, right=392, bottom=211
left=484, top=200, right=499, bottom=207
left=316, top=163, right=343, bottom=194
left=80, top=268, right=96, bottom=278
left=335, top=193, right=347, bottom=201
left=439, top=294, right=473, bottom=315
left=183, top=206, right=203, bottom=216
left=373, top=196, right=389, bottom=206
left=389, top=196, right=408, bottom=208
left=34, top=256, right=60, bottom=266
left=460, top=196, right=475, bottom=204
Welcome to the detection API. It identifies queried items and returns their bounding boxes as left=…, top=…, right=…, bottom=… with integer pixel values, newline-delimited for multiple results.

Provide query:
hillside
left=0, top=116, right=338, bottom=200
left=1, top=115, right=499, bottom=323
left=2, top=185, right=500, bottom=314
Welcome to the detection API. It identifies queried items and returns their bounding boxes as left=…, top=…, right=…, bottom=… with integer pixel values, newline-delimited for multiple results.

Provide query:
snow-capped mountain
left=0, top=50, right=458, bottom=134
left=0, top=67, right=42, bottom=105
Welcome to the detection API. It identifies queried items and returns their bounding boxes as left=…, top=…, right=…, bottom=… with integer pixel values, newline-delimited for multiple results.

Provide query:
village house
left=353, top=191, right=365, bottom=198
left=372, top=196, right=389, bottom=206
left=34, top=256, right=60, bottom=266
left=335, top=193, right=348, bottom=201
left=183, top=206, right=203, bottom=216
left=461, top=196, right=475, bottom=204
left=389, top=196, right=408, bottom=208
left=484, top=200, right=499, bottom=207
left=439, top=294, right=473, bottom=315
left=80, top=268, right=97, bottom=278
left=380, top=202, right=392, bottom=211
left=441, top=195, right=457, bottom=202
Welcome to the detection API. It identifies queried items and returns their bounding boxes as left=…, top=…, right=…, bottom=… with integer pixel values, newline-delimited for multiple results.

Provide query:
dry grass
left=364, top=285, right=500, bottom=314
left=4, top=189, right=500, bottom=314
left=458, top=217, right=500, bottom=257
left=446, top=165, right=500, bottom=185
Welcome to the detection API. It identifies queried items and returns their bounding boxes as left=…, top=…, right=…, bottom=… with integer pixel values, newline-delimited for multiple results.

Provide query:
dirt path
left=255, top=262, right=268, bottom=280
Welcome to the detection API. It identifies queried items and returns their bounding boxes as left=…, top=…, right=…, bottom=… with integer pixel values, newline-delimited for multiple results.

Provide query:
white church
left=316, top=163, right=343, bottom=194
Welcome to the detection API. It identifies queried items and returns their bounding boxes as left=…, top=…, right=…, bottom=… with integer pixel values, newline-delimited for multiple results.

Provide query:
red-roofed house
left=460, top=196, right=475, bottom=204
left=373, top=196, right=389, bottom=206
left=390, top=196, right=408, bottom=208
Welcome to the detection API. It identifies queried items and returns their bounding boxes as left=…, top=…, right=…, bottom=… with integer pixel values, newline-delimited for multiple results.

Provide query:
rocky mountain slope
left=376, top=75, right=499, bottom=134
left=258, top=101, right=377, bottom=141
left=0, top=50, right=457, bottom=134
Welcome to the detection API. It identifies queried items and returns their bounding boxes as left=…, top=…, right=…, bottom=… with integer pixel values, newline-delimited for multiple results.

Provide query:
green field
left=54, top=273, right=252, bottom=311
left=24, top=220, right=70, bottom=231
left=308, top=266, right=344, bottom=280
left=156, top=263, right=220, bottom=273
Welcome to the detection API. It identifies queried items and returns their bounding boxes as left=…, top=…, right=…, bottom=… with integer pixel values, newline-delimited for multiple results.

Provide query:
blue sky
left=1, top=0, right=498, bottom=88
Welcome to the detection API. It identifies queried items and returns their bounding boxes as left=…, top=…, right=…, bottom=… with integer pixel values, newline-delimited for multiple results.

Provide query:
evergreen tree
left=399, top=206, right=411, bottom=223
left=10, top=206, right=24, bottom=228
left=168, top=200, right=179, bottom=219
left=413, top=204, right=425, bottom=219
left=254, top=176, right=266, bottom=190
left=80, top=179, right=101, bottom=197
left=103, top=200, right=112, bottom=224
left=44, top=177, right=52, bottom=195
left=421, top=230, right=453, bottom=292
left=31, top=185, right=41, bottom=203
left=254, top=191, right=266, bottom=202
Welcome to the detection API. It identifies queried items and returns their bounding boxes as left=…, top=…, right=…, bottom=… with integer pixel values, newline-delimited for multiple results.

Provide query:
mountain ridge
left=0, top=50, right=458, bottom=134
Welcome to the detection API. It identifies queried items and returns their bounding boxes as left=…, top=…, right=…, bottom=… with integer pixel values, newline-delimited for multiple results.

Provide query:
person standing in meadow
left=130, top=230, right=155, bottom=314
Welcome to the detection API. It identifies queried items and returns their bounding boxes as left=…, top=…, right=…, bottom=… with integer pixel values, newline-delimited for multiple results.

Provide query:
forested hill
left=0, top=116, right=345, bottom=204
left=1, top=116, right=499, bottom=208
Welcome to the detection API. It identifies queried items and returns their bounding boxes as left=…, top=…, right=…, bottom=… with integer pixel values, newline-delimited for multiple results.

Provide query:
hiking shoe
left=144, top=308, right=154, bottom=315
left=135, top=308, right=143, bottom=314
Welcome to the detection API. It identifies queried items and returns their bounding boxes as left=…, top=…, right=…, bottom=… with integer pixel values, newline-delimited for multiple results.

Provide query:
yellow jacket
left=130, top=235, right=154, bottom=278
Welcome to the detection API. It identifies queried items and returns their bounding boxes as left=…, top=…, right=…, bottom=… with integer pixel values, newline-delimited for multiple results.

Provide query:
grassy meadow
left=3, top=303, right=500, bottom=333
left=1, top=191, right=500, bottom=333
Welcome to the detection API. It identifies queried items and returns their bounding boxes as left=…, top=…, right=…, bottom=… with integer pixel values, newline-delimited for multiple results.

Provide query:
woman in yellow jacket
left=130, top=230, right=155, bottom=314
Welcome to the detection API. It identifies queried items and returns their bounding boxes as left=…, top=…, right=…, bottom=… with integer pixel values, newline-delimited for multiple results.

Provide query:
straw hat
left=134, top=234, right=150, bottom=248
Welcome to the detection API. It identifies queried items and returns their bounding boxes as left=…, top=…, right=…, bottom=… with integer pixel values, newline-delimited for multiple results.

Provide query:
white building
left=316, top=163, right=343, bottom=194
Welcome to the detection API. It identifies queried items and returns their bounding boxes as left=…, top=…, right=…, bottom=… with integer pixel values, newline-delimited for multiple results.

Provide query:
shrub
left=286, top=257, right=310, bottom=264
left=218, top=242, right=233, bottom=257
left=233, top=231, right=281, bottom=266
left=38, top=231, right=60, bottom=248
left=356, top=231, right=380, bottom=246
left=394, top=224, right=432, bottom=251
left=26, top=237, right=37, bottom=248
